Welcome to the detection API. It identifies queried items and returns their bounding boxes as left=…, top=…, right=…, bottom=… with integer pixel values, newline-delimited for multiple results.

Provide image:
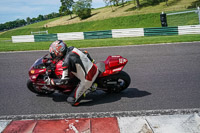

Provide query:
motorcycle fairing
left=99, top=55, right=128, bottom=77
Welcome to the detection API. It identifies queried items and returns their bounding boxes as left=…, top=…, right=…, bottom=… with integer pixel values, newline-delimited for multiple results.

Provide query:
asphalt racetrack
left=0, top=42, right=200, bottom=116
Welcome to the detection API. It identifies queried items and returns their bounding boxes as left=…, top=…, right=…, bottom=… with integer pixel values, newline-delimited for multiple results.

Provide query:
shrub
left=73, top=0, right=92, bottom=19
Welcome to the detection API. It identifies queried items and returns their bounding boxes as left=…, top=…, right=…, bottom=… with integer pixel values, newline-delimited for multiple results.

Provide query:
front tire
left=27, top=79, right=54, bottom=95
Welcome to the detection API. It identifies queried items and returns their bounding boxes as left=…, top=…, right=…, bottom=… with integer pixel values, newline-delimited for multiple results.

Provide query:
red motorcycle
left=27, top=54, right=131, bottom=97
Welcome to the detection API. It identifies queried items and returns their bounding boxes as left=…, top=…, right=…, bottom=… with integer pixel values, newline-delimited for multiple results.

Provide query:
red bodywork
left=54, top=60, right=64, bottom=78
left=100, top=55, right=128, bottom=77
left=28, top=55, right=128, bottom=92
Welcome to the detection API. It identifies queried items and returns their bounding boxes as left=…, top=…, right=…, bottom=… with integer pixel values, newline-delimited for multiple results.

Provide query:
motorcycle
left=27, top=53, right=131, bottom=99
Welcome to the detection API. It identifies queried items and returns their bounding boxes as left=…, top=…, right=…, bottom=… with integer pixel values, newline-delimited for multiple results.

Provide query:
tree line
left=59, top=0, right=92, bottom=20
left=104, top=0, right=169, bottom=9
left=0, top=12, right=61, bottom=31
left=0, top=0, right=169, bottom=32
left=0, top=0, right=92, bottom=32
left=133, top=0, right=168, bottom=8
left=60, top=0, right=169, bottom=20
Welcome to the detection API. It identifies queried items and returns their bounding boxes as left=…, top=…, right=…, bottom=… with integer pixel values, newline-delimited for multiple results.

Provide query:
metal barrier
left=167, top=7, right=200, bottom=24
left=31, top=30, right=48, bottom=35
left=84, top=30, right=112, bottom=39
left=144, top=27, right=178, bottom=36
left=12, top=25, right=200, bottom=43
left=34, top=34, right=58, bottom=42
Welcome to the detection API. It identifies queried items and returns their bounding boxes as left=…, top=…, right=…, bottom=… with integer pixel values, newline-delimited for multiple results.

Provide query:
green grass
left=0, top=13, right=161, bottom=38
left=167, top=12, right=199, bottom=26
left=1, top=34, right=200, bottom=52
left=1, top=9, right=199, bottom=38
left=0, top=0, right=199, bottom=51
left=0, top=0, right=199, bottom=38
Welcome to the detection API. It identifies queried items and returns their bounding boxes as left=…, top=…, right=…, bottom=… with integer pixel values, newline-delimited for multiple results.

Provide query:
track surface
left=0, top=42, right=200, bottom=116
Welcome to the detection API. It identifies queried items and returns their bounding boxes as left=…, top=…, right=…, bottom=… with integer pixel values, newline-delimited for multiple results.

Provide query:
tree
left=18, top=19, right=26, bottom=26
left=135, top=0, right=140, bottom=8
left=121, top=0, right=126, bottom=7
left=0, top=24, right=5, bottom=31
left=112, top=0, right=120, bottom=6
left=72, top=0, right=92, bottom=19
left=165, top=0, right=168, bottom=6
left=31, top=17, right=37, bottom=23
left=104, top=0, right=127, bottom=11
left=59, top=0, right=74, bottom=19
left=26, top=17, right=31, bottom=24
left=43, top=15, right=48, bottom=20
left=146, top=0, right=166, bottom=5
left=37, top=15, right=44, bottom=21
left=104, top=0, right=115, bottom=11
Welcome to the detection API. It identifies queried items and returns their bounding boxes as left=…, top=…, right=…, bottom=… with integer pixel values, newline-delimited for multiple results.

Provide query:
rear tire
left=27, top=79, right=54, bottom=95
left=103, top=71, right=131, bottom=93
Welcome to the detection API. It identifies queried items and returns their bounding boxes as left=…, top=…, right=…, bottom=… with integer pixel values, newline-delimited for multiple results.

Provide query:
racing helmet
left=49, top=40, right=67, bottom=59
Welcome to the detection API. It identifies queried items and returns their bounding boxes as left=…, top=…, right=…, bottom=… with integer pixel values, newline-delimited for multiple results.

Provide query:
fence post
left=198, top=7, right=200, bottom=24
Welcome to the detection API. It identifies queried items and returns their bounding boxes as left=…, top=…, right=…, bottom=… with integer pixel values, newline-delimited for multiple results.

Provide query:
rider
left=46, top=40, right=99, bottom=106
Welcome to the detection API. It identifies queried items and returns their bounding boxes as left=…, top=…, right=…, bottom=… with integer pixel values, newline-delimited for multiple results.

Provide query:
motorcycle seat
left=96, top=62, right=105, bottom=73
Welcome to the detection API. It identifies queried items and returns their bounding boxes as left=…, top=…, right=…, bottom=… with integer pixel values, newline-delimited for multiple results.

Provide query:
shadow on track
left=36, top=88, right=151, bottom=106
left=80, top=88, right=151, bottom=106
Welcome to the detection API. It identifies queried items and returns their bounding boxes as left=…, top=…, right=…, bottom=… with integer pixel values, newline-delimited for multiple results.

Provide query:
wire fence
left=167, top=7, right=200, bottom=26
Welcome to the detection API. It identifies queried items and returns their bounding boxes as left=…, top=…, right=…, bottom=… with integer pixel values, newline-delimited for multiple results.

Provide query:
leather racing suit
left=50, top=47, right=99, bottom=103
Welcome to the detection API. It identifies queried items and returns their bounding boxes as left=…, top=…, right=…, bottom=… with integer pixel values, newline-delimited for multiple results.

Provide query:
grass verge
left=0, top=34, right=200, bottom=52
left=0, top=13, right=161, bottom=38
left=1, top=10, right=199, bottom=38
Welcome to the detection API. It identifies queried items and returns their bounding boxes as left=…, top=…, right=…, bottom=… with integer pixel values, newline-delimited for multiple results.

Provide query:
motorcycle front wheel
left=27, top=79, right=54, bottom=95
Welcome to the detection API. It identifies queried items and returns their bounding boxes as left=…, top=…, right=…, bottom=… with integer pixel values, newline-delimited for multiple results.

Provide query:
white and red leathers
left=51, top=47, right=99, bottom=103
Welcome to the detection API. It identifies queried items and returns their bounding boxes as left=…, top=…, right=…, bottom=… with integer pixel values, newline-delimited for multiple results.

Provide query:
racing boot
left=67, top=89, right=83, bottom=106
left=67, top=89, right=77, bottom=106
left=67, top=96, right=83, bottom=106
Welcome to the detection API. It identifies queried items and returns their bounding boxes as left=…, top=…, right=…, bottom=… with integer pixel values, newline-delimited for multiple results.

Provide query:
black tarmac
left=0, top=42, right=200, bottom=116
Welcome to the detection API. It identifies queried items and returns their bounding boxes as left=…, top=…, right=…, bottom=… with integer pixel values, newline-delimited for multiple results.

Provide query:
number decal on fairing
left=119, top=58, right=127, bottom=64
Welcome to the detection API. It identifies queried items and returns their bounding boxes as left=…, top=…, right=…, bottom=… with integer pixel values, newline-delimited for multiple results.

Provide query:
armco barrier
left=144, top=27, right=178, bottom=36
left=11, top=25, right=200, bottom=43
left=34, top=34, right=58, bottom=42
left=178, top=25, right=200, bottom=35
left=12, top=35, right=35, bottom=43
left=112, top=28, right=144, bottom=38
left=57, top=32, right=84, bottom=40
left=84, top=30, right=112, bottom=39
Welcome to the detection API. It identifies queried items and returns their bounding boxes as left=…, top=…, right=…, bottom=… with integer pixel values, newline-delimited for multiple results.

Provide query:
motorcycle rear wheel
left=27, top=79, right=54, bottom=95
left=103, top=71, right=131, bottom=93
